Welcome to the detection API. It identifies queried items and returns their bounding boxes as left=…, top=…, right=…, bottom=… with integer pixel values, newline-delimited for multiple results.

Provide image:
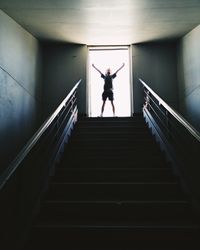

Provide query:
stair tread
left=44, top=200, right=189, bottom=204
left=24, top=116, right=200, bottom=249
left=50, top=181, right=178, bottom=184
left=55, top=167, right=173, bottom=171
left=34, top=221, right=200, bottom=229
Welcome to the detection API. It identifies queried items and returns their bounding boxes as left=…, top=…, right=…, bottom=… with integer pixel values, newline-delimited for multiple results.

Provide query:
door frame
left=86, top=45, right=133, bottom=117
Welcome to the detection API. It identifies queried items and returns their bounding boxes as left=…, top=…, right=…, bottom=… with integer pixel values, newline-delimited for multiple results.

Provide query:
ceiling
left=1, top=0, right=200, bottom=45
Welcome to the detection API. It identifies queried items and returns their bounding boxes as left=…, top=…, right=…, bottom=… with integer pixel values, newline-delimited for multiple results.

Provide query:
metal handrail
left=0, top=79, right=81, bottom=190
left=139, top=78, right=200, bottom=143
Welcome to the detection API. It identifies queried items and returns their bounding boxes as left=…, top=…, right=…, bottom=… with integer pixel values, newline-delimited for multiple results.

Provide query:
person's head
left=106, top=68, right=111, bottom=75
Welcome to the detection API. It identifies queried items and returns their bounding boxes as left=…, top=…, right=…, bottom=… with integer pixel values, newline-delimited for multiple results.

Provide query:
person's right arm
left=92, top=64, right=103, bottom=75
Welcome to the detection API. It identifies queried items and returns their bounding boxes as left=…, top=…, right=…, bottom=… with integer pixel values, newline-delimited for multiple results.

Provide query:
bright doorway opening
left=87, top=46, right=132, bottom=117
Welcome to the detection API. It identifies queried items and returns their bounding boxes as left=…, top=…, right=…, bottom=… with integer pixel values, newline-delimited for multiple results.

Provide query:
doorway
left=87, top=46, right=132, bottom=117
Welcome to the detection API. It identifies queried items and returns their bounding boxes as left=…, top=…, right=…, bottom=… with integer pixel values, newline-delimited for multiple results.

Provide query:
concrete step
left=64, top=143, right=164, bottom=156
left=46, top=182, right=186, bottom=201
left=78, top=115, right=143, bottom=122
left=59, top=154, right=169, bottom=169
left=73, top=126, right=150, bottom=135
left=66, top=141, right=161, bottom=152
left=76, top=118, right=146, bottom=125
left=52, top=168, right=177, bottom=183
left=59, top=158, right=171, bottom=169
left=72, top=128, right=152, bottom=136
left=62, top=149, right=166, bottom=160
left=70, top=137, right=156, bottom=144
left=38, top=200, right=194, bottom=224
left=26, top=224, right=200, bottom=249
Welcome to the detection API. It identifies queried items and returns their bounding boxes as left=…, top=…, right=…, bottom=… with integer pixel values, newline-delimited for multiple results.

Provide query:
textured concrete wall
left=132, top=42, right=178, bottom=113
left=42, top=42, right=178, bottom=117
left=177, top=25, right=200, bottom=132
left=0, top=11, right=42, bottom=173
left=42, top=42, right=87, bottom=117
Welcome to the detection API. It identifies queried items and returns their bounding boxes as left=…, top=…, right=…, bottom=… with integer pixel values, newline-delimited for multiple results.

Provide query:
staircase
left=25, top=115, right=199, bottom=249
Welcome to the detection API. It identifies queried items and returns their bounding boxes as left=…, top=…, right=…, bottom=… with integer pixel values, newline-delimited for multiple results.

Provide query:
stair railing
left=0, top=79, right=81, bottom=249
left=139, top=78, right=200, bottom=204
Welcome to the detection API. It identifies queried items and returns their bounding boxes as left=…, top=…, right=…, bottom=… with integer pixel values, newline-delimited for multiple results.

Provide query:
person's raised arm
left=114, top=63, right=125, bottom=74
left=92, top=64, right=103, bottom=75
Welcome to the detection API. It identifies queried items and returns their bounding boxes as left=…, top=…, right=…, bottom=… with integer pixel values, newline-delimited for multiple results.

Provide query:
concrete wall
left=177, top=25, right=200, bottom=132
left=132, top=42, right=178, bottom=113
left=0, top=11, right=42, bottom=173
left=42, top=42, right=87, bottom=117
left=42, top=42, right=178, bottom=117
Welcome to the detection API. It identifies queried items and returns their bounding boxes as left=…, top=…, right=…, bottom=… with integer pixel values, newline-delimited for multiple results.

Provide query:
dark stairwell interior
left=1, top=5, right=200, bottom=250
left=24, top=115, right=200, bottom=249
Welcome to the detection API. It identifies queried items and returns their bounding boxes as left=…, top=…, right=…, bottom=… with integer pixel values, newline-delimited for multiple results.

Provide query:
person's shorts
left=102, top=90, right=114, bottom=101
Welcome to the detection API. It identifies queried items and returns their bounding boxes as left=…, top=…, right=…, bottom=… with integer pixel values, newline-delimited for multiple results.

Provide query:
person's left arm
left=114, top=63, right=125, bottom=75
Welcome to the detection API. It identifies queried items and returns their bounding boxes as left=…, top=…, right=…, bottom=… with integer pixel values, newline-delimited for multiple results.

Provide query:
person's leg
left=111, top=101, right=115, bottom=116
left=101, top=91, right=107, bottom=117
left=108, top=91, right=115, bottom=116
left=101, top=100, right=106, bottom=116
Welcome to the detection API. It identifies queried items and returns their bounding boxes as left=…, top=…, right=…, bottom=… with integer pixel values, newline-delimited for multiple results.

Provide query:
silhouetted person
left=92, top=63, right=125, bottom=117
